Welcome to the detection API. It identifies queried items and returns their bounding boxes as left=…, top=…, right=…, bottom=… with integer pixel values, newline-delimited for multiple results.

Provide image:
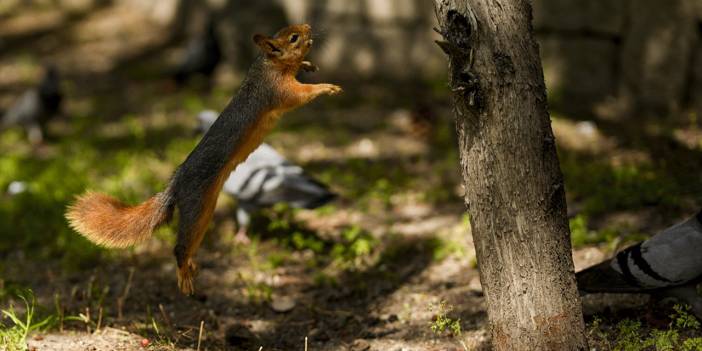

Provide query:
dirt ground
left=2, top=2, right=701, bottom=351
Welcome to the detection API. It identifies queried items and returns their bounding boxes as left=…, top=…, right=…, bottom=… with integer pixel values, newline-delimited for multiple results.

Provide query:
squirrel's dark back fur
left=170, top=56, right=276, bottom=210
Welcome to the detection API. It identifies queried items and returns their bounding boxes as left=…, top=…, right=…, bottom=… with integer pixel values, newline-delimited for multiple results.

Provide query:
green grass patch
left=589, top=304, right=702, bottom=351
left=429, top=299, right=462, bottom=337
left=1, top=291, right=56, bottom=351
left=560, top=151, right=681, bottom=216
left=569, top=214, right=648, bottom=249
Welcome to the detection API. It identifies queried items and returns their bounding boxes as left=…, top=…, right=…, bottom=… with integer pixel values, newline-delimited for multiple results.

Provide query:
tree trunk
left=433, top=0, right=587, bottom=350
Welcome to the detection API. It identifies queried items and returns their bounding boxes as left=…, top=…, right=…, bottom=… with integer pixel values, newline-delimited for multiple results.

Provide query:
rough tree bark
left=433, top=0, right=587, bottom=350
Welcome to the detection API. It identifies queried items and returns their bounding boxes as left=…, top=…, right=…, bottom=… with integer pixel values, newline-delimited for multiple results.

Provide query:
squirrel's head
left=253, top=24, right=312, bottom=68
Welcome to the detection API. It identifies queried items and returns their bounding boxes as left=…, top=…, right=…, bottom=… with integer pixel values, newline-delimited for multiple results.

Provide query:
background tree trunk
left=433, top=0, right=587, bottom=350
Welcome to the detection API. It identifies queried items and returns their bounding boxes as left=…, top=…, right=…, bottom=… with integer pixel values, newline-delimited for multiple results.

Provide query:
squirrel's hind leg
left=174, top=194, right=218, bottom=295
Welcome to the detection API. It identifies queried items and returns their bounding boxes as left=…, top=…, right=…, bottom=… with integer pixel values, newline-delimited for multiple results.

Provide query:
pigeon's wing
left=244, top=143, right=287, bottom=167
left=633, top=212, right=702, bottom=286
left=222, top=144, right=283, bottom=197
left=255, top=169, right=336, bottom=209
left=2, top=90, right=40, bottom=127
left=577, top=211, right=702, bottom=293
left=221, top=143, right=335, bottom=209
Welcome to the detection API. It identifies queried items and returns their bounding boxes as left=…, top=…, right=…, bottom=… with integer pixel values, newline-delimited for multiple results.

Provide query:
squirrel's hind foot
left=177, top=259, right=198, bottom=295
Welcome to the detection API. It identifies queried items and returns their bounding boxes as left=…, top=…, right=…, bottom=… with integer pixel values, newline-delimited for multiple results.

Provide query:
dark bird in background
left=577, top=211, right=702, bottom=318
left=1, top=65, right=62, bottom=144
left=172, top=17, right=222, bottom=85
left=197, top=110, right=337, bottom=243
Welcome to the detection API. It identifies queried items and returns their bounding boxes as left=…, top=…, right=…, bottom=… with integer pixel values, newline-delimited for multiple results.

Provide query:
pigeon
left=172, top=17, right=222, bottom=85
left=577, top=211, right=702, bottom=318
left=1, top=65, right=62, bottom=143
left=196, top=110, right=337, bottom=242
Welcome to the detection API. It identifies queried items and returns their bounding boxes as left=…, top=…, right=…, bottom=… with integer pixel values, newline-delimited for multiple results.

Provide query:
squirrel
left=66, top=24, right=342, bottom=295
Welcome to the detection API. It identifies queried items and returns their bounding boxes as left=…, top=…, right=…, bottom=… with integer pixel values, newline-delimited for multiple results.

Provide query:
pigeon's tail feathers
left=300, top=189, right=337, bottom=209
left=255, top=173, right=337, bottom=209
left=576, top=259, right=646, bottom=294
left=293, top=177, right=337, bottom=209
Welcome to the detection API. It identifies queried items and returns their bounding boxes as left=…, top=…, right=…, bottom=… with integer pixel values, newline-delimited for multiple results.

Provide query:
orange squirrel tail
left=66, top=191, right=173, bottom=248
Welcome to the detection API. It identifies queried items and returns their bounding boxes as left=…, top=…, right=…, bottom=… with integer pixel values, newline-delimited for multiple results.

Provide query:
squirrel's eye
left=290, top=34, right=299, bottom=43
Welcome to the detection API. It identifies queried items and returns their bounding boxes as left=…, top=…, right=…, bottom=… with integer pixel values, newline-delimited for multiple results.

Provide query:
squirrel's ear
left=253, top=34, right=282, bottom=57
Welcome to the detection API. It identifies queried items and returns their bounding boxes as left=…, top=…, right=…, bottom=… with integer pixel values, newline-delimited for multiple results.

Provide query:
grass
left=428, top=300, right=469, bottom=351
left=0, top=291, right=56, bottom=351
left=588, top=305, right=702, bottom=351
left=429, top=300, right=462, bottom=337
left=247, top=207, right=380, bottom=269
left=569, top=214, right=648, bottom=249
left=559, top=150, right=682, bottom=216
left=0, top=88, right=208, bottom=269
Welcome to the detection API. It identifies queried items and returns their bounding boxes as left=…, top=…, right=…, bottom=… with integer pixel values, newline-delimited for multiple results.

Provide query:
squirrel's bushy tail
left=66, top=191, right=173, bottom=248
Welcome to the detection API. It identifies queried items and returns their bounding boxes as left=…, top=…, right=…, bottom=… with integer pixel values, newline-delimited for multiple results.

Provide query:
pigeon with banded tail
left=577, top=211, right=702, bottom=318
left=196, top=110, right=337, bottom=243
left=1, top=65, right=62, bottom=143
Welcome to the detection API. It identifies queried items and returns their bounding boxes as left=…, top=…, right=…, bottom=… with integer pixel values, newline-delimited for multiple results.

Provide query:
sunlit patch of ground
left=1, top=1, right=702, bottom=350
left=28, top=328, right=151, bottom=351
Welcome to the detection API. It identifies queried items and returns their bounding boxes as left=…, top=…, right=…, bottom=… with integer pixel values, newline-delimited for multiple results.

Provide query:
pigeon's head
left=253, top=24, right=313, bottom=69
left=195, top=110, right=218, bottom=135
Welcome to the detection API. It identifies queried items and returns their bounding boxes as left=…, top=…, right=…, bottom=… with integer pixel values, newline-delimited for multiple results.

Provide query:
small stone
left=270, top=295, right=296, bottom=313
left=351, top=339, right=371, bottom=351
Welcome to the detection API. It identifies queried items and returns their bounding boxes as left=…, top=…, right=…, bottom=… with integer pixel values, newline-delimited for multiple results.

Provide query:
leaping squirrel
left=66, top=24, right=342, bottom=295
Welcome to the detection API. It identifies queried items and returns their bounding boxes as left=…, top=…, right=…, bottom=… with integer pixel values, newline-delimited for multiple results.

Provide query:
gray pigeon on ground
left=173, top=17, right=222, bottom=85
left=1, top=65, right=62, bottom=143
left=196, top=110, right=337, bottom=242
left=577, top=211, right=702, bottom=318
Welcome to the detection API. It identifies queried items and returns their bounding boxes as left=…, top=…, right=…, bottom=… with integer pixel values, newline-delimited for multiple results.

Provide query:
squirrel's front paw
left=301, top=61, right=319, bottom=72
left=323, top=84, right=343, bottom=95
left=177, top=259, right=198, bottom=295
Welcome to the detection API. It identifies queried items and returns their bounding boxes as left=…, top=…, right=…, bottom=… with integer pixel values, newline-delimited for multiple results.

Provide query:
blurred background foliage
left=0, top=0, right=701, bottom=348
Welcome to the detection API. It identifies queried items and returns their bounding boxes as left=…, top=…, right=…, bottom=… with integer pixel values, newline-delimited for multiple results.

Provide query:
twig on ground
left=85, top=306, right=91, bottom=333
left=95, top=307, right=103, bottom=333
left=116, top=267, right=135, bottom=319
left=158, top=304, right=173, bottom=328
left=197, top=320, right=204, bottom=351
left=54, top=293, right=64, bottom=332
